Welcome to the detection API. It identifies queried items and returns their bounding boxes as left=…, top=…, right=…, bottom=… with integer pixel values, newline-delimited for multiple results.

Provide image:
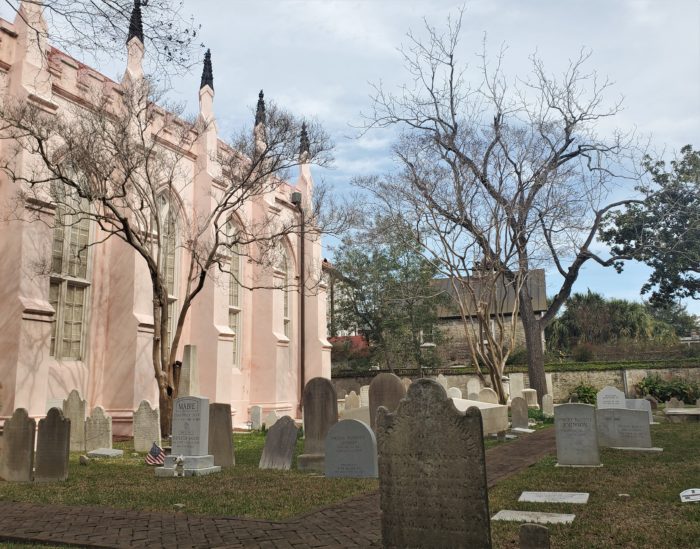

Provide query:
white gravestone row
left=0, top=408, right=36, bottom=482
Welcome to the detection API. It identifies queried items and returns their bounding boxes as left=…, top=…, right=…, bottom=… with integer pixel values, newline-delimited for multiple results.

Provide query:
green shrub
left=637, top=374, right=700, bottom=404
left=527, top=407, right=554, bottom=424
left=506, top=347, right=528, bottom=365
left=572, top=343, right=595, bottom=362
left=569, top=383, right=597, bottom=404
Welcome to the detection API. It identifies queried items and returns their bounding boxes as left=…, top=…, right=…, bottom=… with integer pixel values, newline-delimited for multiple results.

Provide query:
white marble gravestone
left=554, top=403, right=601, bottom=467
left=466, top=378, right=482, bottom=396
left=62, top=389, right=86, bottom=452
left=325, top=419, right=378, bottom=478
left=447, top=387, right=463, bottom=399
left=511, top=397, right=529, bottom=430
left=625, top=398, right=653, bottom=424
left=250, top=405, right=263, bottom=430
left=344, top=391, right=361, bottom=410
left=522, top=389, right=539, bottom=409
left=542, top=394, right=554, bottom=418
left=155, top=396, right=220, bottom=476
left=478, top=387, right=499, bottom=404
left=596, top=386, right=626, bottom=409
left=509, top=373, right=525, bottom=400
left=596, top=408, right=655, bottom=449
left=133, top=400, right=161, bottom=452
left=85, top=406, right=113, bottom=453
left=360, top=385, right=370, bottom=407
left=178, top=345, right=199, bottom=397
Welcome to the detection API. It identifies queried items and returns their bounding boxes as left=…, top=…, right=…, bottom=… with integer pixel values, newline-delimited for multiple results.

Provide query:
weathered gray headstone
left=208, top=403, right=234, bottom=468
left=344, top=390, right=360, bottom=410
left=625, top=398, right=653, bottom=424
left=478, top=387, right=499, bottom=404
left=250, top=405, right=263, bottom=430
left=511, top=397, right=529, bottom=430
left=597, top=386, right=626, bottom=409
left=0, top=408, right=36, bottom=482
left=447, top=387, right=463, bottom=399
left=554, top=403, right=600, bottom=467
left=35, top=408, right=70, bottom=482
left=62, top=389, right=86, bottom=452
left=644, top=395, right=658, bottom=410
left=133, top=400, right=161, bottom=452
left=596, top=408, right=652, bottom=448
left=259, top=415, right=298, bottom=470
left=522, top=388, right=539, bottom=409
left=360, top=385, right=370, bottom=407
left=369, top=372, right=406, bottom=431
left=85, top=406, right=112, bottom=452
left=263, top=410, right=279, bottom=430
left=545, top=373, right=554, bottom=397
left=298, top=377, right=338, bottom=472
left=542, top=394, right=554, bottom=418
left=435, top=374, right=449, bottom=390
left=377, top=379, right=491, bottom=548
left=178, top=345, right=199, bottom=397
left=325, top=419, right=378, bottom=478
left=508, top=373, right=524, bottom=400
left=667, top=397, right=684, bottom=409
left=520, top=523, right=551, bottom=549
left=467, top=378, right=482, bottom=396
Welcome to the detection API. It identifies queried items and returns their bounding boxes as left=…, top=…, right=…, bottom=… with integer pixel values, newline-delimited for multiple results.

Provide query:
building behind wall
left=0, top=2, right=332, bottom=432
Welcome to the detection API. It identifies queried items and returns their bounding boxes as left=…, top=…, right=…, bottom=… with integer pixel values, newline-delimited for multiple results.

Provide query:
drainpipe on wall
left=291, top=191, right=305, bottom=418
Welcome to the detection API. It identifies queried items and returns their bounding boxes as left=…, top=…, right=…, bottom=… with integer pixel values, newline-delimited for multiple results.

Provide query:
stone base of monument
left=665, top=408, right=700, bottom=423
left=610, top=446, right=663, bottom=452
left=492, top=510, right=575, bottom=525
left=87, top=448, right=123, bottom=458
left=297, top=453, right=324, bottom=472
left=155, top=455, right=221, bottom=477
left=511, top=427, right=536, bottom=434
left=555, top=463, right=603, bottom=468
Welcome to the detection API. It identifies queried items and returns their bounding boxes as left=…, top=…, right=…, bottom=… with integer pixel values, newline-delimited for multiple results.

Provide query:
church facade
left=0, top=2, right=331, bottom=432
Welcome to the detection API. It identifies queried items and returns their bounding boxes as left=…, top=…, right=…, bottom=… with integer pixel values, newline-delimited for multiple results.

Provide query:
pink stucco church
left=0, top=1, right=331, bottom=432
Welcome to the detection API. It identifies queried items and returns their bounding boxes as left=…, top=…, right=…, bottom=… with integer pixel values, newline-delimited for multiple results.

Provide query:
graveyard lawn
left=490, top=422, right=700, bottom=548
left=0, top=433, right=377, bottom=520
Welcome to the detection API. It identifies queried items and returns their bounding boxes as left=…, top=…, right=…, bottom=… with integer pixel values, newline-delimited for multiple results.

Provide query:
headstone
left=644, top=395, right=658, bottom=410
left=596, top=386, right=626, bottom=409
left=339, top=406, right=371, bottom=425
left=554, top=403, right=600, bottom=467
left=519, top=492, right=589, bottom=504
left=178, top=345, right=199, bottom=397
left=155, top=396, right=220, bottom=476
left=263, top=410, right=279, bottom=429
left=522, top=388, right=539, bottom=409
left=62, top=389, right=86, bottom=452
left=325, top=419, right=378, bottom=478
left=625, top=398, right=653, bottom=424
left=520, top=523, right=551, bottom=549
left=298, top=377, right=338, bottom=472
left=259, top=415, right=298, bottom=470
left=450, top=398, right=509, bottom=435
left=359, top=385, right=370, bottom=407
left=344, top=391, right=360, bottom=410
left=0, top=408, right=36, bottom=482
left=435, top=374, right=449, bottom=390
left=447, top=387, right=462, bottom=399
left=250, top=405, right=263, bottom=430
left=45, top=398, right=63, bottom=414
left=680, top=489, right=700, bottom=503
left=468, top=392, right=480, bottom=401
left=85, top=406, right=112, bottom=452
left=492, top=510, right=575, bottom=525
left=208, top=403, right=234, bottom=468
left=401, top=378, right=412, bottom=392
left=369, top=372, right=406, bottom=431
left=596, top=408, right=652, bottom=449
left=542, top=394, right=554, bottom=418
left=667, top=397, right=684, bottom=409
left=545, top=373, right=553, bottom=397
left=697, top=399, right=700, bottom=408
left=35, top=408, right=70, bottom=482
left=133, top=400, right=161, bottom=452
left=478, top=387, right=499, bottom=404
left=511, top=397, right=529, bottom=430
left=509, top=373, right=525, bottom=400
left=87, top=448, right=123, bottom=458
left=377, top=379, right=491, bottom=548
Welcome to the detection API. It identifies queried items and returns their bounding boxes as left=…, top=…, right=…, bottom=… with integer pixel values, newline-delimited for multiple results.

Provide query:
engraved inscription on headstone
left=85, top=406, right=112, bottom=452
left=377, top=379, right=491, bottom=548
left=554, top=403, right=600, bottom=467
left=0, top=408, right=36, bottom=482
left=171, top=396, right=209, bottom=456
left=325, top=419, right=377, bottom=478
left=596, top=408, right=652, bottom=448
left=596, top=386, right=626, bottom=409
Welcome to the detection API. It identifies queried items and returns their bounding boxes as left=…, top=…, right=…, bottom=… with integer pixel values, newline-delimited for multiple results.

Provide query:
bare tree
left=0, top=74, right=335, bottom=434
left=357, top=12, right=641, bottom=403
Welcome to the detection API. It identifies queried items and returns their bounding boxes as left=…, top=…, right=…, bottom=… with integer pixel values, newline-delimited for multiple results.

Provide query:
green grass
left=489, top=422, right=700, bottom=548
left=0, top=433, right=377, bottom=520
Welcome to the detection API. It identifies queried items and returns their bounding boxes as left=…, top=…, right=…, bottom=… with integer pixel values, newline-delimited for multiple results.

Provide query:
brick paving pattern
left=0, top=427, right=556, bottom=548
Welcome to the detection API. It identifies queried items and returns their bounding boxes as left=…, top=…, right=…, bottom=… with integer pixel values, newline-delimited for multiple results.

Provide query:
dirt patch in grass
left=489, top=423, right=700, bottom=548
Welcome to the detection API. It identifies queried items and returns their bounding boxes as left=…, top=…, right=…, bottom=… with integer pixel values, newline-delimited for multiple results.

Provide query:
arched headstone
left=298, top=377, right=338, bottom=472
left=35, top=408, right=70, bottom=482
left=325, top=419, right=378, bottom=478
left=62, top=389, right=86, bottom=452
left=478, top=387, right=498, bottom=404
left=369, top=372, right=406, bottom=431
left=133, top=400, right=161, bottom=452
left=0, top=408, right=35, bottom=482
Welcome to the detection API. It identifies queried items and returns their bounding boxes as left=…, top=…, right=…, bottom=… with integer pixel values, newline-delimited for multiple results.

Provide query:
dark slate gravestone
left=520, top=523, right=550, bottom=549
left=0, top=408, right=36, bottom=482
left=208, top=403, right=235, bottom=468
left=35, top=408, right=70, bottom=482
left=511, top=397, right=529, bottom=430
left=259, top=416, right=299, bottom=470
left=377, top=379, right=491, bottom=549
left=298, top=377, right=338, bottom=472
left=369, top=372, right=406, bottom=431
left=325, top=419, right=378, bottom=478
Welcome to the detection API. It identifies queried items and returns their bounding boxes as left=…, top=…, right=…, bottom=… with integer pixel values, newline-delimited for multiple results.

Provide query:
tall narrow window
left=50, top=189, right=91, bottom=360
left=276, top=245, right=291, bottom=338
left=227, top=223, right=242, bottom=369
left=157, top=195, right=178, bottom=345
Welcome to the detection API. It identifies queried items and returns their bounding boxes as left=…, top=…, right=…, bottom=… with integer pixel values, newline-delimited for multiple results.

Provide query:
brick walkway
left=0, top=428, right=556, bottom=548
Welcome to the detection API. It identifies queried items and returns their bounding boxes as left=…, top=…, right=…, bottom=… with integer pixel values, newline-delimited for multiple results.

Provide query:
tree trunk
left=520, top=301, right=548, bottom=406
left=159, top=384, right=173, bottom=439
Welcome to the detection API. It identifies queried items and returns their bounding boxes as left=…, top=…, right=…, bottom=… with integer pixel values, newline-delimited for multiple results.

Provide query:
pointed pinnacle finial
left=127, top=0, right=143, bottom=44
left=200, top=49, right=214, bottom=90
left=255, top=90, right=266, bottom=126
left=299, top=122, right=310, bottom=157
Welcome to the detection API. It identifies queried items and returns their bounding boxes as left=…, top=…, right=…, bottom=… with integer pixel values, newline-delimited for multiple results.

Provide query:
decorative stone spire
left=299, top=122, right=310, bottom=158
left=127, top=0, right=143, bottom=44
left=255, top=90, right=266, bottom=126
left=200, top=49, right=213, bottom=90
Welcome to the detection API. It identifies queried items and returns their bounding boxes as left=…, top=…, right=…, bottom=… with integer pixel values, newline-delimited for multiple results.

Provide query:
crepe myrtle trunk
left=519, top=295, right=547, bottom=407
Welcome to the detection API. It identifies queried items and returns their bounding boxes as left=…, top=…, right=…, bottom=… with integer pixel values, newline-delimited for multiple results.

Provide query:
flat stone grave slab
left=450, top=398, right=508, bottom=435
left=87, top=448, right=124, bottom=458
left=518, top=491, right=589, bottom=504
left=680, top=489, right=700, bottom=503
left=492, top=510, right=575, bottom=525
left=511, top=427, right=536, bottom=434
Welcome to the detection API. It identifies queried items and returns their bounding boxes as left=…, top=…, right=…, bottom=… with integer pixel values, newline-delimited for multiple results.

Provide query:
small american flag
left=145, top=442, right=165, bottom=466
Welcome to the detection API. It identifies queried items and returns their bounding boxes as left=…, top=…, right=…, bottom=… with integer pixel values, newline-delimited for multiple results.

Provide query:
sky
left=4, top=0, right=699, bottom=313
